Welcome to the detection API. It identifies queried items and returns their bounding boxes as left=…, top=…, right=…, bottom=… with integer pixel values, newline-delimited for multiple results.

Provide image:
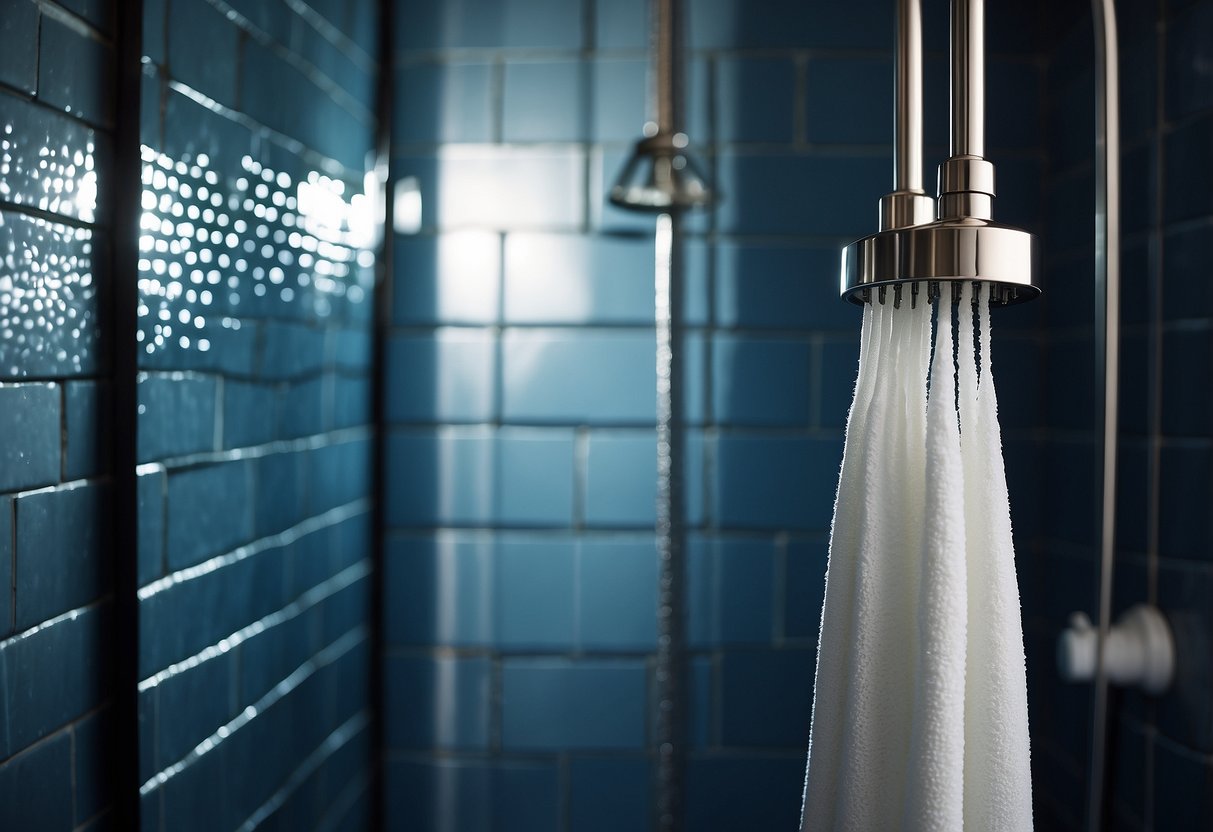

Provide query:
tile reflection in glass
left=137, top=146, right=375, bottom=358
left=0, top=119, right=99, bottom=222
left=0, top=212, right=98, bottom=376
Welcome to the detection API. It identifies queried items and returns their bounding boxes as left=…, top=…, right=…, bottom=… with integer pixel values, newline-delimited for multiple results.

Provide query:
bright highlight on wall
left=136, top=146, right=376, bottom=357
left=0, top=122, right=100, bottom=376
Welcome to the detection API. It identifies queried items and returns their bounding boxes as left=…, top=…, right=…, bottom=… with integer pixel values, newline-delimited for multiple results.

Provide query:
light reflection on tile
left=0, top=212, right=99, bottom=377
left=136, top=145, right=375, bottom=360
left=0, top=118, right=99, bottom=222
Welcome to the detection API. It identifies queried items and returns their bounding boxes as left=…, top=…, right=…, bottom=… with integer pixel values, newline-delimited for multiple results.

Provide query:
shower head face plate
left=839, top=218, right=1039, bottom=306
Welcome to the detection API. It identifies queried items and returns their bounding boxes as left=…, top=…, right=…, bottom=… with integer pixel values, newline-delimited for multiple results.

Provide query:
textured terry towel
left=800, top=283, right=1032, bottom=831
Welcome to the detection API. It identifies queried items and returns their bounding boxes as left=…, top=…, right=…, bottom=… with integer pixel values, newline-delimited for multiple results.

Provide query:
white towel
left=801, top=283, right=1032, bottom=831
left=961, top=284, right=1034, bottom=831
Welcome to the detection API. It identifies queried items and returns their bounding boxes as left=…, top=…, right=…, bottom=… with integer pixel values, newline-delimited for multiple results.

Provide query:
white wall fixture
left=1058, top=604, right=1175, bottom=695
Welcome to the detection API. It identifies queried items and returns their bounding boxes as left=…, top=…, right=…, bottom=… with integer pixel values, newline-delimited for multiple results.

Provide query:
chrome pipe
left=1087, top=1, right=1121, bottom=830
left=938, top=0, right=994, bottom=221
left=951, top=0, right=984, bottom=158
left=652, top=0, right=679, bottom=135
left=894, top=0, right=925, bottom=194
left=880, top=0, right=934, bottom=231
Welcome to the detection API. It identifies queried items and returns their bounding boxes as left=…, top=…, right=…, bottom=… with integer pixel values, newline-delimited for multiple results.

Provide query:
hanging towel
left=801, top=283, right=1032, bottom=832
left=960, top=284, right=1034, bottom=831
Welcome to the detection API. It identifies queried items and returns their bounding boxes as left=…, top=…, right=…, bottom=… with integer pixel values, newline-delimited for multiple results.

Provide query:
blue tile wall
left=501, top=330, right=658, bottom=422
left=385, top=0, right=1051, bottom=829
left=578, top=538, right=658, bottom=648
left=0, top=0, right=39, bottom=95
left=386, top=330, right=496, bottom=422
left=394, top=61, right=495, bottom=145
left=687, top=536, right=778, bottom=647
left=716, top=57, right=797, bottom=143
left=385, top=759, right=561, bottom=832
left=0, top=731, right=73, bottom=830
left=500, top=658, right=648, bottom=750
left=134, top=0, right=378, bottom=828
left=0, top=384, right=61, bottom=492
left=385, top=655, right=492, bottom=749
left=1030, top=2, right=1213, bottom=830
left=503, top=232, right=657, bottom=325
left=503, top=60, right=584, bottom=142
left=495, top=536, right=577, bottom=647
left=0, top=0, right=118, bottom=824
left=569, top=756, right=653, bottom=832
left=14, top=483, right=108, bottom=630
left=712, top=335, right=813, bottom=426
left=684, top=755, right=805, bottom=830
left=38, top=15, right=114, bottom=127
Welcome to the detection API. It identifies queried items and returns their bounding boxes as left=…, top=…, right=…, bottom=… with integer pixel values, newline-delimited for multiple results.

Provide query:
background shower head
left=610, top=131, right=713, bottom=212
left=610, top=0, right=715, bottom=214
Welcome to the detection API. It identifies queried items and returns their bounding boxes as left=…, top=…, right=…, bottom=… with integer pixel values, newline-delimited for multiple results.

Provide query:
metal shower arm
left=652, top=0, right=681, bottom=136
left=938, top=0, right=995, bottom=221
left=894, top=0, right=925, bottom=193
left=882, top=0, right=934, bottom=230
left=951, top=0, right=984, bottom=158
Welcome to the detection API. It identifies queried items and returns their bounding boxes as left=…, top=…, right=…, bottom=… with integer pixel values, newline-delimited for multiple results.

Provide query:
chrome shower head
left=840, top=0, right=1039, bottom=307
left=610, top=131, right=713, bottom=212
left=840, top=217, right=1038, bottom=306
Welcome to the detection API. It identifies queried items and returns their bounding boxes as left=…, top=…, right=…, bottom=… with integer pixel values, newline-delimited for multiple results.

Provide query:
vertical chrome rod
left=1088, top=1, right=1120, bottom=829
left=895, top=0, right=925, bottom=192
left=654, top=212, right=687, bottom=832
left=652, top=0, right=680, bottom=135
left=881, top=0, right=933, bottom=231
left=951, top=0, right=985, bottom=158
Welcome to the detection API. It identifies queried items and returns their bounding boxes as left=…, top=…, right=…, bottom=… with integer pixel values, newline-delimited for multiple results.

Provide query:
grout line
left=0, top=199, right=101, bottom=232
left=37, top=0, right=110, bottom=45
left=144, top=425, right=372, bottom=472
left=140, top=559, right=370, bottom=691
left=138, top=499, right=369, bottom=600
left=315, top=766, right=372, bottom=832
left=204, top=0, right=372, bottom=122
left=161, top=79, right=364, bottom=181
left=281, top=0, right=376, bottom=71
left=141, top=626, right=369, bottom=794
left=0, top=700, right=110, bottom=770
left=235, top=710, right=372, bottom=831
